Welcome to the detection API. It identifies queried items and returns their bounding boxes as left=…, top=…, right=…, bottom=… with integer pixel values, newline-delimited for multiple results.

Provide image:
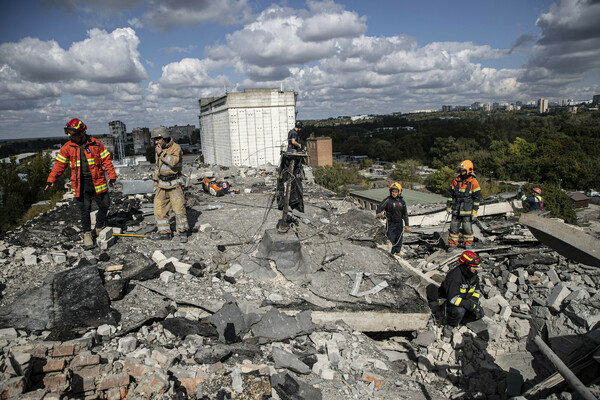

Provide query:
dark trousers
left=387, top=221, right=404, bottom=254
left=76, top=180, right=110, bottom=232
left=446, top=305, right=485, bottom=326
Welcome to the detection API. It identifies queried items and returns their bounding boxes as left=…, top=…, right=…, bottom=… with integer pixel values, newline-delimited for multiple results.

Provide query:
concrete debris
left=0, top=159, right=598, bottom=399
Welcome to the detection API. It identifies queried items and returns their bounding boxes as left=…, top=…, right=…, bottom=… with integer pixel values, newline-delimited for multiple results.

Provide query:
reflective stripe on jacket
left=152, top=141, right=184, bottom=189
left=446, top=175, right=481, bottom=216
left=520, top=194, right=543, bottom=210
left=47, top=136, right=116, bottom=197
left=438, top=265, right=482, bottom=307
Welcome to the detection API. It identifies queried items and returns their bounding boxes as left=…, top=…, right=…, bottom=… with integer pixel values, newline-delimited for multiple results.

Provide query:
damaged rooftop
left=0, top=158, right=599, bottom=400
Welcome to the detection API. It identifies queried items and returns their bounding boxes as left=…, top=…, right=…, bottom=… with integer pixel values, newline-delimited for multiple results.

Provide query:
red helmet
left=64, top=118, right=87, bottom=136
left=458, top=250, right=481, bottom=268
left=533, top=187, right=542, bottom=195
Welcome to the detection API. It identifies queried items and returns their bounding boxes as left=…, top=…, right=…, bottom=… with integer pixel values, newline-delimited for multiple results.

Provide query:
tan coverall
left=153, top=140, right=189, bottom=235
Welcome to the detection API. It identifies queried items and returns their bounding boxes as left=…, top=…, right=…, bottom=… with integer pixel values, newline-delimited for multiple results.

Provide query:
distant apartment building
left=470, top=102, right=481, bottom=110
left=593, top=94, right=600, bottom=106
left=108, top=120, right=127, bottom=160
left=538, top=98, right=549, bottom=114
left=306, top=137, right=332, bottom=169
left=442, top=105, right=452, bottom=112
left=132, top=127, right=151, bottom=154
left=198, top=88, right=297, bottom=167
left=96, top=135, right=114, bottom=156
left=492, top=102, right=500, bottom=110
left=483, top=103, right=491, bottom=111
left=169, top=124, right=195, bottom=143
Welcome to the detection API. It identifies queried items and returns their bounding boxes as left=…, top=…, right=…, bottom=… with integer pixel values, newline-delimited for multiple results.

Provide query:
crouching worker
left=376, top=182, right=410, bottom=256
left=151, top=126, right=189, bottom=243
left=438, top=250, right=484, bottom=327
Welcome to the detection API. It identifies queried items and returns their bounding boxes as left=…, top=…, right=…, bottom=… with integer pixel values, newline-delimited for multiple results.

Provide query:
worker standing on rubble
left=151, top=126, right=189, bottom=243
left=287, top=121, right=303, bottom=151
left=446, top=160, right=481, bottom=250
left=376, top=182, right=410, bottom=256
left=45, top=118, right=116, bottom=248
left=518, top=187, right=544, bottom=214
left=438, top=250, right=484, bottom=328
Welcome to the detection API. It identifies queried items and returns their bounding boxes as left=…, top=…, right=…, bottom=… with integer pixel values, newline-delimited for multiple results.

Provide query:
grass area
left=16, top=191, right=66, bottom=228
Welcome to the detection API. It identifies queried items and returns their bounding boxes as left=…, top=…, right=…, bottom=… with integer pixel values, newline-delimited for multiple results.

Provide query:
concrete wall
left=199, top=89, right=296, bottom=167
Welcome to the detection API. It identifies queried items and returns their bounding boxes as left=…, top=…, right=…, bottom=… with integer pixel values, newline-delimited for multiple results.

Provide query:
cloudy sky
left=1, top=0, right=599, bottom=139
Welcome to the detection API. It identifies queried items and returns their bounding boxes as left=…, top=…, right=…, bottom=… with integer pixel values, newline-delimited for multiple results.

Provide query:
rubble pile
left=0, top=159, right=598, bottom=399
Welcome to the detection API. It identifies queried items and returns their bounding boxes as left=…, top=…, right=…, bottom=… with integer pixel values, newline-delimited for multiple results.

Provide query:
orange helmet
left=64, top=118, right=87, bottom=136
left=389, top=182, right=402, bottom=195
left=533, top=187, right=542, bottom=195
left=458, top=250, right=481, bottom=268
left=458, top=160, right=474, bottom=174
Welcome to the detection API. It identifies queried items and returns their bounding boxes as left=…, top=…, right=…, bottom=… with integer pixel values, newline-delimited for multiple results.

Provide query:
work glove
left=446, top=206, right=452, bottom=214
left=109, top=179, right=116, bottom=189
left=472, top=210, right=478, bottom=222
left=518, top=188, right=522, bottom=194
left=473, top=303, right=484, bottom=319
left=376, top=213, right=383, bottom=219
left=461, top=299, right=477, bottom=311
left=44, top=182, right=53, bottom=191
left=404, top=226, right=410, bottom=232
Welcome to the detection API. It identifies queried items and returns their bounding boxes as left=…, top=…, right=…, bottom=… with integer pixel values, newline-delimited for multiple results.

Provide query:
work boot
left=178, top=231, right=188, bottom=244
left=83, top=231, right=94, bottom=248
left=150, top=232, right=172, bottom=240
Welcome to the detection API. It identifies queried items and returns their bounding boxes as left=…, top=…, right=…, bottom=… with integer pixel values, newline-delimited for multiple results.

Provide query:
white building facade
left=198, top=88, right=297, bottom=167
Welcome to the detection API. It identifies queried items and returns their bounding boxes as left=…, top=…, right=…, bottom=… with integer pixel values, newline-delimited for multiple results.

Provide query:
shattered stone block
left=98, top=226, right=113, bottom=241
left=0, top=328, right=18, bottom=340
left=272, top=348, right=311, bottom=374
left=466, top=316, right=504, bottom=342
left=52, top=252, right=67, bottom=264
left=564, top=289, right=590, bottom=303
left=199, top=223, right=212, bottom=233
left=158, top=257, right=177, bottom=270
left=563, top=303, right=600, bottom=330
left=97, top=324, right=117, bottom=336
left=546, top=285, right=571, bottom=312
left=413, top=330, right=436, bottom=347
left=97, top=236, right=117, bottom=250
left=160, top=271, right=175, bottom=284
left=118, top=336, right=137, bottom=354
left=173, top=260, right=192, bottom=275
left=499, top=306, right=512, bottom=321
left=547, top=269, right=560, bottom=285
left=509, top=318, right=530, bottom=339
left=226, top=263, right=243, bottom=278
left=152, top=250, right=167, bottom=264
left=24, top=254, right=37, bottom=266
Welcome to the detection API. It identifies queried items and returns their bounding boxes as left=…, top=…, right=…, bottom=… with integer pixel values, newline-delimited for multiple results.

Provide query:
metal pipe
left=112, top=233, right=147, bottom=238
left=532, top=335, right=596, bottom=400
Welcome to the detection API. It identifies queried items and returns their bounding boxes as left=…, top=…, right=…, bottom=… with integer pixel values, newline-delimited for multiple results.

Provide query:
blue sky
left=0, top=0, right=599, bottom=139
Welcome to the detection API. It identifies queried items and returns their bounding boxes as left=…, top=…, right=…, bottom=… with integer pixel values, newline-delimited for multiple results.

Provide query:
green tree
left=360, top=158, right=373, bottom=169
left=24, top=151, right=54, bottom=204
left=390, top=159, right=421, bottom=183
left=424, top=167, right=455, bottom=195
left=314, top=161, right=363, bottom=194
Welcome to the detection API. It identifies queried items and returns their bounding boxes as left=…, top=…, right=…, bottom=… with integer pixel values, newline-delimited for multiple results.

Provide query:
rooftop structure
left=198, top=88, right=297, bottom=167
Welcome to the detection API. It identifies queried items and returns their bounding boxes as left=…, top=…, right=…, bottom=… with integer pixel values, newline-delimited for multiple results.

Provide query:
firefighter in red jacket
left=45, top=119, right=116, bottom=248
left=446, top=160, right=481, bottom=250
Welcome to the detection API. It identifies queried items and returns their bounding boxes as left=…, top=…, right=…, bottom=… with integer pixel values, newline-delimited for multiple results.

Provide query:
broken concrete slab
left=255, top=229, right=317, bottom=284
left=121, top=180, right=155, bottom=195
left=271, top=372, right=322, bottom=400
left=0, top=262, right=115, bottom=336
left=520, top=213, right=600, bottom=267
left=110, top=284, right=170, bottom=336
left=251, top=309, right=314, bottom=342
left=207, top=296, right=248, bottom=344
left=466, top=316, right=504, bottom=341
left=272, top=347, right=311, bottom=374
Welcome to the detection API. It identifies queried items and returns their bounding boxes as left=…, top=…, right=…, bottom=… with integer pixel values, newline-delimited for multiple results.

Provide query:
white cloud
left=141, top=0, right=253, bottom=30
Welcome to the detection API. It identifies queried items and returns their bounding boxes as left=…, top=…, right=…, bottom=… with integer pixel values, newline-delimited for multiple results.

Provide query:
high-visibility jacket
left=520, top=194, right=543, bottom=211
left=438, top=264, right=482, bottom=309
left=48, top=136, right=116, bottom=197
left=152, top=140, right=184, bottom=189
left=447, top=175, right=481, bottom=216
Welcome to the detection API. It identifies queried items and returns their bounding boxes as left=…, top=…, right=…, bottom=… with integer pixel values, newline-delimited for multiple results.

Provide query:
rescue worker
left=287, top=121, right=303, bottom=151
left=438, top=250, right=484, bottom=327
left=518, top=187, right=544, bottom=214
left=151, top=126, right=189, bottom=243
left=376, top=182, right=410, bottom=256
left=45, top=118, right=116, bottom=248
left=447, top=160, right=481, bottom=250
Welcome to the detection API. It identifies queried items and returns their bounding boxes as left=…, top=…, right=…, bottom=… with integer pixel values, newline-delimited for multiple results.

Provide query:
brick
left=33, top=358, right=65, bottom=373
left=177, top=377, right=204, bottom=395
left=42, top=372, right=68, bottom=391
left=52, top=343, right=75, bottom=357
left=527, top=276, right=541, bottom=285
left=107, top=387, right=126, bottom=400
left=362, top=371, right=385, bottom=388
left=238, top=364, right=270, bottom=375
left=0, top=377, right=26, bottom=398
left=71, top=375, right=96, bottom=393
left=11, top=344, right=50, bottom=358
left=136, top=372, right=169, bottom=396
left=122, top=358, right=155, bottom=379
left=70, top=353, right=100, bottom=368
left=73, top=365, right=106, bottom=379
left=96, top=373, right=130, bottom=391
